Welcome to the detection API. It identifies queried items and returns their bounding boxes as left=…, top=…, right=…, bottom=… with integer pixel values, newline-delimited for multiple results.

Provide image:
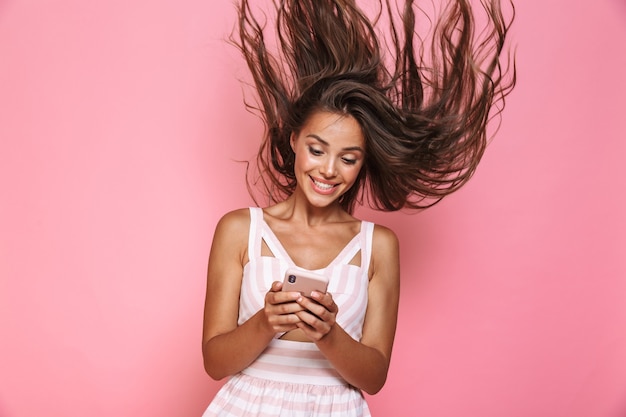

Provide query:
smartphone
left=282, top=267, right=329, bottom=296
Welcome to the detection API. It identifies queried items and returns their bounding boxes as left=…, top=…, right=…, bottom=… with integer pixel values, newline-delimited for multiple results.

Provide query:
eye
left=342, top=157, right=358, bottom=165
left=308, top=146, right=323, bottom=156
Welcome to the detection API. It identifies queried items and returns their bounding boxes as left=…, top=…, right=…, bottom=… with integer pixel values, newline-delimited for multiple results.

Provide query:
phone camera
left=288, top=275, right=296, bottom=283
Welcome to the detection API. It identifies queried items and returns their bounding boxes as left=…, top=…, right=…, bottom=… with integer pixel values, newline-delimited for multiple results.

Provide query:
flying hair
left=233, top=0, right=516, bottom=212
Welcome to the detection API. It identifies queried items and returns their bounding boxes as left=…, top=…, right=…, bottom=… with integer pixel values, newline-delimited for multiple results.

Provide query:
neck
left=274, top=194, right=348, bottom=226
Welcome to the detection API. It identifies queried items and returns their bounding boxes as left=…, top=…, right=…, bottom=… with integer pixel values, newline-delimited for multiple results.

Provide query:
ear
left=290, top=131, right=297, bottom=153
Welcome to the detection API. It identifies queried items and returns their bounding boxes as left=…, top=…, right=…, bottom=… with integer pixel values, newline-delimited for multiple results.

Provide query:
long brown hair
left=234, top=0, right=516, bottom=212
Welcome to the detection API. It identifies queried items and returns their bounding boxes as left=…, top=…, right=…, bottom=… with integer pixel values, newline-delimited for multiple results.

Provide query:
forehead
left=299, top=111, right=365, bottom=149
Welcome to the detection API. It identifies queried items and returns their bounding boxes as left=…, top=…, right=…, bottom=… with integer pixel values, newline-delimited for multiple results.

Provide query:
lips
left=310, top=176, right=338, bottom=194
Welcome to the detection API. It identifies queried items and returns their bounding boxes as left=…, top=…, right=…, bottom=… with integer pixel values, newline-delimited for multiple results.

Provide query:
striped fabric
left=239, top=207, right=373, bottom=342
left=203, top=339, right=371, bottom=416
left=202, top=208, right=374, bottom=416
left=242, top=339, right=346, bottom=386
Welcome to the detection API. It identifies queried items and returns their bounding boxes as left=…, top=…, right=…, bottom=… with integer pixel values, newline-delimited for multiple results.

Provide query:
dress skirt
left=202, top=339, right=371, bottom=417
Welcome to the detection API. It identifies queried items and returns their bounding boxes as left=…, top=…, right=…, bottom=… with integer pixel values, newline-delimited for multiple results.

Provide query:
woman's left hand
left=294, top=291, right=338, bottom=341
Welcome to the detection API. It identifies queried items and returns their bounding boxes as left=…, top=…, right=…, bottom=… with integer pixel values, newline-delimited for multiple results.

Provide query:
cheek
left=293, top=150, right=313, bottom=172
left=342, top=165, right=363, bottom=181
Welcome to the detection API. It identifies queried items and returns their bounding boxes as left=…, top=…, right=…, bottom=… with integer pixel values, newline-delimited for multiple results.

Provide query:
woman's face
left=290, top=111, right=365, bottom=208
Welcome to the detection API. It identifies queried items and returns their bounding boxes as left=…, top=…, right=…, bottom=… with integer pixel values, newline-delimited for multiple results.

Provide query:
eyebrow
left=307, top=134, right=364, bottom=153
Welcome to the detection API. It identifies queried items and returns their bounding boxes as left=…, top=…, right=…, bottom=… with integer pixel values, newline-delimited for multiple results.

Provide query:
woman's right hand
left=263, top=281, right=305, bottom=335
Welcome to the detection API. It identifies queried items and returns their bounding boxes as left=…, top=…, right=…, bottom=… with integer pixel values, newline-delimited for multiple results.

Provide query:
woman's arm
left=201, top=209, right=305, bottom=380
left=295, top=224, right=400, bottom=394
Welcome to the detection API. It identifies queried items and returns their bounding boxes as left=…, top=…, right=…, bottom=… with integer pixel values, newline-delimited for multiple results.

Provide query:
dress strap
left=330, top=220, right=374, bottom=271
left=330, top=221, right=363, bottom=267
left=260, top=220, right=296, bottom=266
left=247, top=207, right=263, bottom=260
left=359, top=221, right=374, bottom=274
left=250, top=207, right=297, bottom=266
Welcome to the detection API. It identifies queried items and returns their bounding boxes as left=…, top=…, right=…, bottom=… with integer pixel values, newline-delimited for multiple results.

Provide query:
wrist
left=315, top=321, right=339, bottom=347
left=254, top=309, right=280, bottom=340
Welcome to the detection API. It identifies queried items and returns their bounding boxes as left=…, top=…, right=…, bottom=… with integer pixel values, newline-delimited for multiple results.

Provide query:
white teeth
left=313, top=179, right=334, bottom=190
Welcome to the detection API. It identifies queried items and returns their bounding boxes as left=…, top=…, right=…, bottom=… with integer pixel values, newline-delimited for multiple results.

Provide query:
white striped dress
left=203, top=207, right=374, bottom=417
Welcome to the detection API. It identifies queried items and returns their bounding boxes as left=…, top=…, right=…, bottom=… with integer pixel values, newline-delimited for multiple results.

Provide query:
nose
left=320, top=157, right=337, bottom=178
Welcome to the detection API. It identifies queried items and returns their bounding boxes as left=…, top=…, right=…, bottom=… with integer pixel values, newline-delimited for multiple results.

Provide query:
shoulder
left=369, top=223, right=399, bottom=278
left=212, top=208, right=252, bottom=244
left=371, top=223, right=399, bottom=251
left=216, top=207, right=251, bottom=228
left=209, top=208, right=252, bottom=264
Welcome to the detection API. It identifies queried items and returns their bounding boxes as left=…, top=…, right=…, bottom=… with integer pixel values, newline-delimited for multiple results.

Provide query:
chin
left=307, top=193, right=344, bottom=209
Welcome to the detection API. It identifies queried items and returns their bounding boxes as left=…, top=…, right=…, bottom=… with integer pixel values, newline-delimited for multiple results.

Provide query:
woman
left=202, top=0, right=515, bottom=415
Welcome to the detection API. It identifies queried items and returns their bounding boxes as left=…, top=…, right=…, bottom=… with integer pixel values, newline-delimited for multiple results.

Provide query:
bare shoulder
left=372, top=223, right=399, bottom=252
left=210, top=208, right=251, bottom=259
left=215, top=207, right=251, bottom=233
left=369, top=223, right=400, bottom=279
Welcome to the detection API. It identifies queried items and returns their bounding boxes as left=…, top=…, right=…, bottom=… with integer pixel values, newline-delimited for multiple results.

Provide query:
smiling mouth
left=311, top=177, right=337, bottom=191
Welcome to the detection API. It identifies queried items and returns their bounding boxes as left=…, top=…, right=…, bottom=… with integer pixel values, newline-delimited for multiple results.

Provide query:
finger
left=270, top=313, right=301, bottom=333
left=271, top=300, right=306, bottom=315
left=265, top=304, right=305, bottom=334
left=296, top=297, right=327, bottom=321
left=266, top=286, right=302, bottom=306
left=295, top=309, right=324, bottom=325
left=274, top=312, right=302, bottom=327
left=295, top=298, right=335, bottom=326
left=294, top=312, right=331, bottom=341
left=310, top=291, right=338, bottom=313
left=301, top=293, right=337, bottom=317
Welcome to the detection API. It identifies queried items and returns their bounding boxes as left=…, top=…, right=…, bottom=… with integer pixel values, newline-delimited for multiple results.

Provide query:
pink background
left=1, top=1, right=625, bottom=416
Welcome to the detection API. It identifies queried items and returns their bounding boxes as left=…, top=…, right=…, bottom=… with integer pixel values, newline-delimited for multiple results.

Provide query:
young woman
left=202, top=0, right=515, bottom=415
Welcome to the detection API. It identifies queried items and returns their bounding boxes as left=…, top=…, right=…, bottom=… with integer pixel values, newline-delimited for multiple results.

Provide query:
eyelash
left=308, top=146, right=323, bottom=156
left=308, top=146, right=358, bottom=165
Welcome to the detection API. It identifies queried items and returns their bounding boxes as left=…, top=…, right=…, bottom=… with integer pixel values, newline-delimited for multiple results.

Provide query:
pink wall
left=1, top=1, right=624, bottom=416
